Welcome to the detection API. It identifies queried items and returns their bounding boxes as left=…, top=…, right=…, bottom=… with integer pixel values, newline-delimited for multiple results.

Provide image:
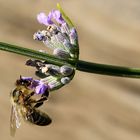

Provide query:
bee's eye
left=16, top=79, right=31, bottom=86
left=12, top=90, right=22, bottom=103
left=13, top=90, right=20, bottom=97
left=25, top=81, right=31, bottom=86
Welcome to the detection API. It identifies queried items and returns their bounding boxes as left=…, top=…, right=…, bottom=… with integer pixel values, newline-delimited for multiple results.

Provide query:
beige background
left=1, top=0, right=140, bottom=139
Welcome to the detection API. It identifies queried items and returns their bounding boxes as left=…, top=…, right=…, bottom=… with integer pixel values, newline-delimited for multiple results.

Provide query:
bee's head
left=16, top=76, right=32, bottom=87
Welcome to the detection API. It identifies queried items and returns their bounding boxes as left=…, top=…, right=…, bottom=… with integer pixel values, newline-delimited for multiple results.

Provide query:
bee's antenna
left=20, top=75, right=22, bottom=80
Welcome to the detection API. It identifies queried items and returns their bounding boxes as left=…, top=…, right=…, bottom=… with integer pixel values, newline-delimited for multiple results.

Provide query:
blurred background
left=1, top=0, right=140, bottom=139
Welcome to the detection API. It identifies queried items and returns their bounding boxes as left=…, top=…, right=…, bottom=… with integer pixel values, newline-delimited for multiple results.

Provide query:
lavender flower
left=33, top=80, right=48, bottom=94
left=34, top=7, right=79, bottom=60
left=26, top=59, right=75, bottom=91
left=37, top=12, right=53, bottom=25
left=26, top=5, right=78, bottom=91
left=37, top=10, right=65, bottom=26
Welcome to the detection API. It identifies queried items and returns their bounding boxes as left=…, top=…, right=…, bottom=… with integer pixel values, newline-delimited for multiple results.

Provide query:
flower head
left=26, top=5, right=79, bottom=91
left=34, top=5, right=79, bottom=60
left=20, top=5, right=78, bottom=92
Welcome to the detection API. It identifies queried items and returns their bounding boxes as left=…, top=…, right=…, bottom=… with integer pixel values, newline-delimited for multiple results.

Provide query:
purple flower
left=37, top=12, right=53, bottom=25
left=35, top=81, right=48, bottom=94
left=52, top=10, right=65, bottom=24
left=33, top=31, right=45, bottom=41
left=70, top=28, right=77, bottom=40
left=37, top=10, right=65, bottom=26
left=30, top=79, right=48, bottom=94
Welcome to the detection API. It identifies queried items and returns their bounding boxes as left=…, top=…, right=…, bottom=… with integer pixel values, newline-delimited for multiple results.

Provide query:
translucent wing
left=10, top=104, right=21, bottom=137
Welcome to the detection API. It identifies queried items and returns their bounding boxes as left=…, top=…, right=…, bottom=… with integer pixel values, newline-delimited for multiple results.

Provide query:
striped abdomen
left=24, top=108, right=52, bottom=126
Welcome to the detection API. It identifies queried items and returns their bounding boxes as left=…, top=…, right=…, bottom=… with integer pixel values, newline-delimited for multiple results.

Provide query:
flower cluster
left=33, top=9, right=79, bottom=60
left=23, top=5, right=79, bottom=95
left=26, top=59, right=75, bottom=91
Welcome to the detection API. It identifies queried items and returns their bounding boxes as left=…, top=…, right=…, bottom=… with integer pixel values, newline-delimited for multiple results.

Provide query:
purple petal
left=30, top=79, right=40, bottom=89
left=37, top=12, right=51, bottom=26
left=35, top=82, right=48, bottom=94
left=33, top=31, right=45, bottom=41
left=69, top=28, right=78, bottom=45
left=47, top=11, right=54, bottom=25
left=52, top=10, right=65, bottom=24
left=70, top=28, right=77, bottom=40
left=21, top=76, right=33, bottom=81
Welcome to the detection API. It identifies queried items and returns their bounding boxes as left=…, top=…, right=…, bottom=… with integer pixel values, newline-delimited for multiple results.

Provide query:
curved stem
left=1, top=42, right=140, bottom=78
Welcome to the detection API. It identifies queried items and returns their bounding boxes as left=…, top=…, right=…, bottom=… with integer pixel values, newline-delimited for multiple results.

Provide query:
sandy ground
left=1, top=0, right=140, bottom=140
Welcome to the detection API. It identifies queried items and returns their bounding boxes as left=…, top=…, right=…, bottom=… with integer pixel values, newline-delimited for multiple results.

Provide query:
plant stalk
left=1, top=42, right=140, bottom=78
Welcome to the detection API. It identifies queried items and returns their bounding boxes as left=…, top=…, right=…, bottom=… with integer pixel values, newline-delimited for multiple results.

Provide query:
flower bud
left=61, top=77, right=71, bottom=85
left=60, top=65, right=74, bottom=76
left=53, top=48, right=70, bottom=59
left=69, top=28, right=78, bottom=45
left=60, top=22, right=70, bottom=34
left=50, top=32, right=69, bottom=50
left=63, top=40, right=73, bottom=52
left=40, top=64, right=60, bottom=76
left=48, top=66, right=60, bottom=76
left=26, top=59, right=46, bottom=70
left=33, top=31, right=46, bottom=41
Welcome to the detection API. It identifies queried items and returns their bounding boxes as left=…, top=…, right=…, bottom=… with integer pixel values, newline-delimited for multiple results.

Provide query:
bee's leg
left=34, top=102, right=44, bottom=108
left=33, top=97, right=47, bottom=108
left=33, top=90, right=49, bottom=108
left=24, top=92, right=35, bottom=102
left=29, top=96, right=47, bottom=108
left=35, top=90, right=49, bottom=103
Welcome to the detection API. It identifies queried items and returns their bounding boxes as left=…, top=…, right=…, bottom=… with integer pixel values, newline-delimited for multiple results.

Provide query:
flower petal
left=37, top=12, right=52, bottom=25
left=35, top=82, right=48, bottom=94
left=52, top=10, right=65, bottom=24
left=21, top=76, right=33, bottom=81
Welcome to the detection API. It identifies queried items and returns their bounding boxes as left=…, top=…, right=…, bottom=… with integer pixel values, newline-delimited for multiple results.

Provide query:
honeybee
left=10, top=77, right=52, bottom=136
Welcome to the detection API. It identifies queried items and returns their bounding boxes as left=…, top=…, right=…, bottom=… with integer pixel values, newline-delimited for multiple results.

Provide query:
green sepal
left=57, top=3, right=74, bottom=28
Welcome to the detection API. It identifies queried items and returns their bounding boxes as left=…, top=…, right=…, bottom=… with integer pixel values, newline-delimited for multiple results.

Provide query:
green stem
left=76, top=60, right=140, bottom=78
left=0, top=42, right=71, bottom=66
left=0, top=42, right=140, bottom=78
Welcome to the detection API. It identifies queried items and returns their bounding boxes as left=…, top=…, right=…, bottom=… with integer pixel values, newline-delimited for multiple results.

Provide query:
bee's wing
left=10, top=105, right=21, bottom=137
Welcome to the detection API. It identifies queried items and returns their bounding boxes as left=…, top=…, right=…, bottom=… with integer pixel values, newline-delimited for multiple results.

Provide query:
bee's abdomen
left=27, top=109, right=52, bottom=126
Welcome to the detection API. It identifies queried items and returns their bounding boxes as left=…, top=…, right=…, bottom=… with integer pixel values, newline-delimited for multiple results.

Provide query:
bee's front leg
left=24, top=92, right=35, bottom=102
left=33, top=102, right=44, bottom=108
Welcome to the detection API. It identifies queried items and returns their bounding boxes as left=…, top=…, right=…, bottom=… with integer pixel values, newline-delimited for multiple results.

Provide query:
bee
left=10, top=77, right=52, bottom=137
